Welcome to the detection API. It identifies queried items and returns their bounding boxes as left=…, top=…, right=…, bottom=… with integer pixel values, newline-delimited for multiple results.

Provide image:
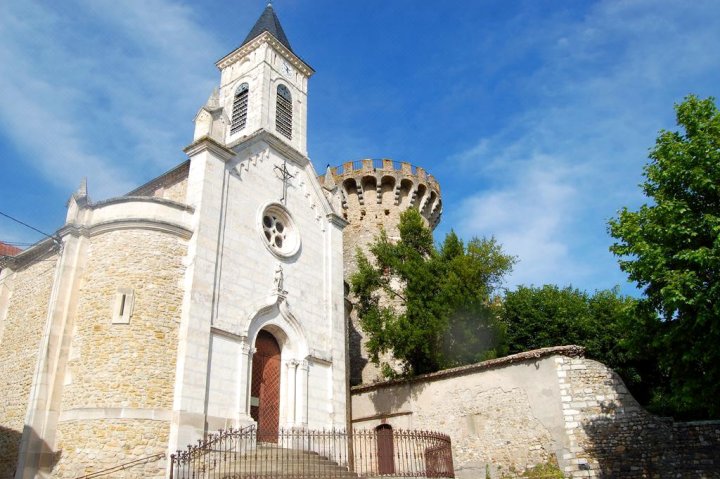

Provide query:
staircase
left=170, top=426, right=455, bottom=479
left=217, top=443, right=359, bottom=478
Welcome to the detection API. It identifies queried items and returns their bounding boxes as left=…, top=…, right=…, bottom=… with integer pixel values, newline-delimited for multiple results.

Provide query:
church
left=3, top=5, right=719, bottom=479
left=0, top=5, right=354, bottom=478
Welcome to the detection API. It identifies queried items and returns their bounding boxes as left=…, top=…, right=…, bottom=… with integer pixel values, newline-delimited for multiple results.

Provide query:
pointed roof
left=240, top=3, right=293, bottom=53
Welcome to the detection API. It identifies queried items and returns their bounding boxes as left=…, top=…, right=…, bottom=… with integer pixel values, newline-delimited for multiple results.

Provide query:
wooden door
left=376, top=424, right=395, bottom=474
left=250, top=330, right=281, bottom=443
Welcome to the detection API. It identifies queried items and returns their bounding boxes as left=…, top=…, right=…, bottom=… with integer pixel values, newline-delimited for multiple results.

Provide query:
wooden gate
left=250, top=330, right=281, bottom=442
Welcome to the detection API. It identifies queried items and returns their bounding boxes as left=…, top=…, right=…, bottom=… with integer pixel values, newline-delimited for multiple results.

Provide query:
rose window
left=258, top=203, right=300, bottom=258
left=263, top=214, right=286, bottom=249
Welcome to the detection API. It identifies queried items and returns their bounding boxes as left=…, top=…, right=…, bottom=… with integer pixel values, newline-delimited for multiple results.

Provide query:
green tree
left=499, top=285, right=647, bottom=400
left=608, top=95, right=720, bottom=419
left=350, top=209, right=515, bottom=377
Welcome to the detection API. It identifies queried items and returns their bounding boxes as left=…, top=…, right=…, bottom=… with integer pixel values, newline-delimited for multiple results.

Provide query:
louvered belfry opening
left=251, top=330, right=281, bottom=443
left=230, top=82, right=249, bottom=134
left=276, top=84, right=292, bottom=139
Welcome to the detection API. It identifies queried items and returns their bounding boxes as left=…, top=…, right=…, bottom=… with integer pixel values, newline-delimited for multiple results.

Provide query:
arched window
left=230, top=82, right=249, bottom=134
left=275, top=84, right=292, bottom=139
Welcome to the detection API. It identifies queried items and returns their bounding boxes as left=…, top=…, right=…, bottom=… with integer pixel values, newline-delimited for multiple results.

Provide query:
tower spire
left=240, top=3, right=293, bottom=52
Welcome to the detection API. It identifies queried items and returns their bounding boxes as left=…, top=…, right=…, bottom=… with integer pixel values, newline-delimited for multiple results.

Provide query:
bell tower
left=176, top=2, right=348, bottom=450
left=210, top=3, right=314, bottom=156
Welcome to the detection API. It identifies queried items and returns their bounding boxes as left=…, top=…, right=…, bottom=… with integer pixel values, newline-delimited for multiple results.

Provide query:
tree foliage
left=350, top=208, right=515, bottom=377
left=608, top=95, right=720, bottom=418
left=499, top=285, right=653, bottom=401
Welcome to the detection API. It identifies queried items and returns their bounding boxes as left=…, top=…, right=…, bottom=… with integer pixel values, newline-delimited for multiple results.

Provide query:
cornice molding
left=59, top=407, right=172, bottom=422
left=1, top=238, right=59, bottom=271
left=92, top=195, right=195, bottom=213
left=184, top=136, right=237, bottom=161
left=229, top=129, right=309, bottom=168
left=326, top=213, right=349, bottom=229
left=59, top=219, right=193, bottom=240
left=216, top=31, right=314, bottom=77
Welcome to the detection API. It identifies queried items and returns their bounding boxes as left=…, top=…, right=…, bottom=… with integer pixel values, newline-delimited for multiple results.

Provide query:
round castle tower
left=321, top=158, right=442, bottom=384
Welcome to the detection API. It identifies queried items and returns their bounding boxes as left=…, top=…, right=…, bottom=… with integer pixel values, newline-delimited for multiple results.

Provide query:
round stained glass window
left=258, top=203, right=300, bottom=258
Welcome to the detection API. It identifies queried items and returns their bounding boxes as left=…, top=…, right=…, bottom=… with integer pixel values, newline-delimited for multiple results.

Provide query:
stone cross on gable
left=273, top=159, right=295, bottom=205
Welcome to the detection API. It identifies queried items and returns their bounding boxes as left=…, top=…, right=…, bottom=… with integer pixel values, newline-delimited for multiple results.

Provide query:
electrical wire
left=0, top=210, right=60, bottom=245
left=0, top=241, right=35, bottom=246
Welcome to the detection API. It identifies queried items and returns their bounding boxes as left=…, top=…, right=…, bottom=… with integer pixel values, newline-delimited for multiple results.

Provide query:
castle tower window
left=230, top=82, right=249, bottom=134
left=276, top=84, right=292, bottom=139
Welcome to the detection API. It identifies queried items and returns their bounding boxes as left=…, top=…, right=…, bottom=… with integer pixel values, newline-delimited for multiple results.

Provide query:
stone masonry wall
left=127, top=160, right=189, bottom=204
left=353, top=348, right=720, bottom=478
left=53, top=229, right=186, bottom=478
left=160, top=176, right=188, bottom=204
left=0, top=255, right=58, bottom=479
left=61, top=229, right=185, bottom=410
left=352, top=347, right=579, bottom=478
left=51, top=419, right=168, bottom=479
left=557, top=356, right=720, bottom=478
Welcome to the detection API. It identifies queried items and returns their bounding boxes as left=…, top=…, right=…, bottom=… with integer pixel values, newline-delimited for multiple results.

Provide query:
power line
left=0, top=210, right=60, bottom=245
left=0, top=240, right=35, bottom=246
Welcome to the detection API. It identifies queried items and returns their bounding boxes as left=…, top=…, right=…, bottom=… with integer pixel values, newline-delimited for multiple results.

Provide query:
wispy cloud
left=445, top=0, right=720, bottom=292
left=0, top=0, right=221, bottom=200
left=457, top=158, right=581, bottom=287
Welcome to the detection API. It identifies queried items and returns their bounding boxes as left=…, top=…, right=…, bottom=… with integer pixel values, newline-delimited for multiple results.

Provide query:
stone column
left=237, top=338, right=254, bottom=423
left=296, top=359, right=309, bottom=427
left=285, top=360, right=299, bottom=426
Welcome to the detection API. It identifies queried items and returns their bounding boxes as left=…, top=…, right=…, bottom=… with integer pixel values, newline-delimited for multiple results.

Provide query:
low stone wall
left=352, top=347, right=582, bottom=478
left=558, top=356, right=720, bottom=478
left=351, top=347, right=720, bottom=478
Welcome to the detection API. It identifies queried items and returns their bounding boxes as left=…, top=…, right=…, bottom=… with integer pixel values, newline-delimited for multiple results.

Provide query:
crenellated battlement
left=321, top=158, right=442, bottom=230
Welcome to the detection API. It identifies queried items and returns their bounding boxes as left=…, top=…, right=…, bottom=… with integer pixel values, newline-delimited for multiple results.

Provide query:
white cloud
left=445, top=0, right=720, bottom=292
left=455, top=158, right=582, bottom=288
left=0, top=0, right=221, bottom=200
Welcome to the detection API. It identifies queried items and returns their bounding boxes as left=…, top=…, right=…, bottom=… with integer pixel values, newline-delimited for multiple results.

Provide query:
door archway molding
left=239, top=292, right=309, bottom=427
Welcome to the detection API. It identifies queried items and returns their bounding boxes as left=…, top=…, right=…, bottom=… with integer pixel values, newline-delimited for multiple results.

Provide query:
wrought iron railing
left=170, top=426, right=454, bottom=478
left=73, top=452, right=165, bottom=479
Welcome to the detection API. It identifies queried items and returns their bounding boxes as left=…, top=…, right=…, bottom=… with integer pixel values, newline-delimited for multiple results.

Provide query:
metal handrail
left=170, top=425, right=454, bottom=478
left=73, top=452, right=165, bottom=479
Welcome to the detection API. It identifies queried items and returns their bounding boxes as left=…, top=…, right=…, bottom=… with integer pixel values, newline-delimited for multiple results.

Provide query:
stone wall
left=0, top=254, right=58, bottom=479
left=352, top=347, right=579, bottom=478
left=53, top=228, right=186, bottom=478
left=127, top=160, right=189, bottom=204
left=51, top=419, right=168, bottom=479
left=558, top=356, right=720, bottom=478
left=352, top=347, right=720, bottom=478
left=61, top=229, right=185, bottom=409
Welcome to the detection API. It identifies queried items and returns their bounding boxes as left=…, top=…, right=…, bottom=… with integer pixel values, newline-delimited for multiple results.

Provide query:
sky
left=1, top=0, right=718, bottom=295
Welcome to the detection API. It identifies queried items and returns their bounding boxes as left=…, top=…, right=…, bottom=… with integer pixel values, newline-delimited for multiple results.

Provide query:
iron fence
left=170, top=426, right=454, bottom=478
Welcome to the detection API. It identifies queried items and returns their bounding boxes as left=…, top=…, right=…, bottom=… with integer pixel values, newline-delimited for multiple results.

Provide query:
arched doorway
left=376, top=424, right=395, bottom=474
left=250, top=330, right=281, bottom=442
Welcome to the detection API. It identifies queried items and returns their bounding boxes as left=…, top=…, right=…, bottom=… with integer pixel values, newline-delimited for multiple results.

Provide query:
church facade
left=0, top=6, right=350, bottom=478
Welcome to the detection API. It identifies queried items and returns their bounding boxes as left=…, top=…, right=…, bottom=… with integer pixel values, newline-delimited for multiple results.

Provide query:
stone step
left=213, top=446, right=359, bottom=478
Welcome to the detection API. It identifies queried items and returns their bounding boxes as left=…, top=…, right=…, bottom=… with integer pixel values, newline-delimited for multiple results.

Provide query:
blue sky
left=1, top=0, right=718, bottom=295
